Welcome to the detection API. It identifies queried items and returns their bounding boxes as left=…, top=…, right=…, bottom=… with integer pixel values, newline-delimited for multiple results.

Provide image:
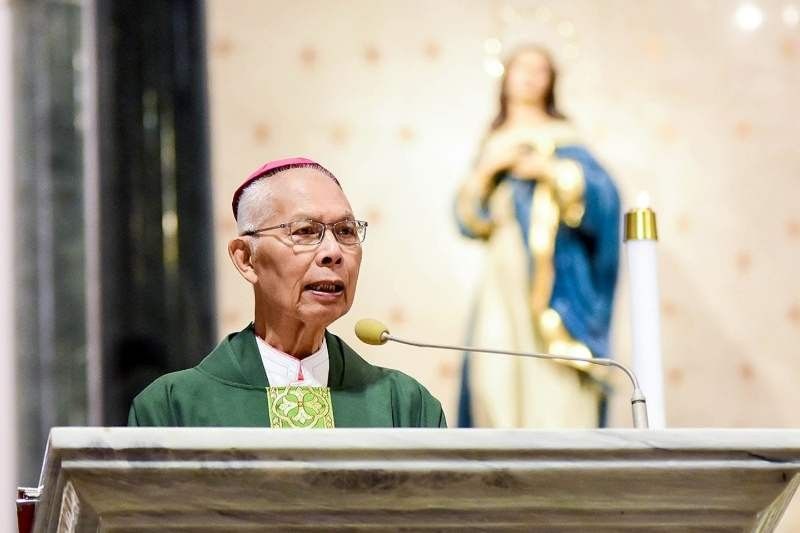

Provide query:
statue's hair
left=490, top=44, right=565, bottom=132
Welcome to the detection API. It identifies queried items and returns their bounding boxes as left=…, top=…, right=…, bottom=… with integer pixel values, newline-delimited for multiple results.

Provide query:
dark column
left=93, top=0, right=216, bottom=425
left=13, top=0, right=215, bottom=484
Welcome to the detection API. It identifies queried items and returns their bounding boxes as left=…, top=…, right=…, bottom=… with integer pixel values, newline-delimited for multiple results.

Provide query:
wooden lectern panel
left=34, top=428, right=800, bottom=532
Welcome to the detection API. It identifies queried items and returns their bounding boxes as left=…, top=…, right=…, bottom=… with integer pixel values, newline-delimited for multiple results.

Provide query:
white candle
left=624, top=193, right=666, bottom=428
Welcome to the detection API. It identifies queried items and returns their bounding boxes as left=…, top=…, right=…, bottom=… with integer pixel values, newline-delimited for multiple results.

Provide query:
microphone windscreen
left=354, top=319, right=389, bottom=345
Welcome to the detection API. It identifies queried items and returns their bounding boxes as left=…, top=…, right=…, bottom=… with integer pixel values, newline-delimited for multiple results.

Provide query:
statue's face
left=246, top=168, right=362, bottom=330
left=505, top=50, right=552, bottom=105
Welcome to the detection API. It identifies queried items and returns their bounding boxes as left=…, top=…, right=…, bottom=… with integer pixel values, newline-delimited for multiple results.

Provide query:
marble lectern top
left=35, top=428, right=800, bottom=532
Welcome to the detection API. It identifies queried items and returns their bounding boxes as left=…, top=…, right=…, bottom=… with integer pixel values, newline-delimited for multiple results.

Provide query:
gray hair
left=236, top=179, right=275, bottom=235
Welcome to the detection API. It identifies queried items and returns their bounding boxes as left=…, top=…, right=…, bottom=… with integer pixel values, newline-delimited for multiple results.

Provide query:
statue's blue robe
left=457, top=144, right=620, bottom=427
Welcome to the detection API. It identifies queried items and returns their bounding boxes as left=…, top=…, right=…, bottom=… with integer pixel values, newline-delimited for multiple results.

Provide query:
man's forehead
left=270, top=167, right=347, bottom=196
left=269, top=170, right=352, bottom=217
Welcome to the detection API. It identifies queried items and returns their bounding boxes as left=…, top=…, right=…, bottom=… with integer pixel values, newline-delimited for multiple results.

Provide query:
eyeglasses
left=241, top=218, right=368, bottom=246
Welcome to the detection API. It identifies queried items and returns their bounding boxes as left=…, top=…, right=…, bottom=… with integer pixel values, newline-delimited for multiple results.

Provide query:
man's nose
left=316, top=228, right=343, bottom=266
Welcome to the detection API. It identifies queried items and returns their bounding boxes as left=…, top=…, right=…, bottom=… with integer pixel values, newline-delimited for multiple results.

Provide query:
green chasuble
left=128, top=324, right=447, bottom=428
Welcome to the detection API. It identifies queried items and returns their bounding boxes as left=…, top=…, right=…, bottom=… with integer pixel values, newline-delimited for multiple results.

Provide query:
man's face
left=248, top=168, right=362, bottom=329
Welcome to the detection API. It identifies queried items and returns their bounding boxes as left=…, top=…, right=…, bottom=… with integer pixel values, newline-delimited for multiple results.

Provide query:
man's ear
left=228, top=238, right=258, bottom=285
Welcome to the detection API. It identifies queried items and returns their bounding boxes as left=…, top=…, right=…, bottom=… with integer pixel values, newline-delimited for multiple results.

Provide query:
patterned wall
left=206, top=2, right=800, bottom=521
left=207, top=0, right=800, bottom=522
left=207, top=0, right=800, bottom=422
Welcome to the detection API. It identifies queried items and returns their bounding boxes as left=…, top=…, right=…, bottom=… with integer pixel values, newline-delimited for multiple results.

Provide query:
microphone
left=354, top=318, right=649, bottom=429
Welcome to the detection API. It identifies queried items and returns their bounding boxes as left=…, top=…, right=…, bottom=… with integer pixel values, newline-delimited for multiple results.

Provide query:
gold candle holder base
left=624, top=208, right=658, bottom=241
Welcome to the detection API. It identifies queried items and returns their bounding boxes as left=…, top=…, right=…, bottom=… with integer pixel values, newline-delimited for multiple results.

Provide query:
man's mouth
left=304, top=281, right=345, bottom=294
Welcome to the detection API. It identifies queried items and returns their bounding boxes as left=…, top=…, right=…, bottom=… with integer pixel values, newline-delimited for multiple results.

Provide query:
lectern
left=32, top=428, right=800, bottom=532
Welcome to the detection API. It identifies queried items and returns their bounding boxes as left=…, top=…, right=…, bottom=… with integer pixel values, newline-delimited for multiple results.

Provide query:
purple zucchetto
left=231, top=157, right=339, bottom=220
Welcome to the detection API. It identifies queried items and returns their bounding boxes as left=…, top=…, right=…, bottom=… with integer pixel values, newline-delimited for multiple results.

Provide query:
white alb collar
left=255, top=335, right=329, bottom=387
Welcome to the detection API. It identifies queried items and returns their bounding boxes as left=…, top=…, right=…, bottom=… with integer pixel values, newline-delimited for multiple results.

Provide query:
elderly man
left=129, top=157, right=445, bottom=428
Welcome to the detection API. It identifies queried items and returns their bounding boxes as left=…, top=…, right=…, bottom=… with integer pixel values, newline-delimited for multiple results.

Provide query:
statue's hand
left=479, top=143, right=519, bottom=175
left=471, top=143, right=518, bottom=200
left=511, top=152, right=553, bottom=182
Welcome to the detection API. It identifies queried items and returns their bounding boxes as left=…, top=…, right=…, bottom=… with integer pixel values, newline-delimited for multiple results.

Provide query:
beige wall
left=207, top=0, right=800, bottom=424
left=207, top=1, right=800, bottom=520
left=207, top=1, right=800, bottom=525
left=208, top=0, right=800, bottom=423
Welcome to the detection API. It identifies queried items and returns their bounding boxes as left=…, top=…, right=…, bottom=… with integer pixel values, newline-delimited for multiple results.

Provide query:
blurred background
left=1, top=0, right=799, bottom=529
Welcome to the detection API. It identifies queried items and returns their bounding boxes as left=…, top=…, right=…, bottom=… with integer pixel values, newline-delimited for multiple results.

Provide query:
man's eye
left=292, top=225, right=318, bottom=236
left=336, top=224, right=356, bottom=236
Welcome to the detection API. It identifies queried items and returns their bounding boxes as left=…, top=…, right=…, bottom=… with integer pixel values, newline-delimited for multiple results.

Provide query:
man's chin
left=300, top=303, right=349, bottom=327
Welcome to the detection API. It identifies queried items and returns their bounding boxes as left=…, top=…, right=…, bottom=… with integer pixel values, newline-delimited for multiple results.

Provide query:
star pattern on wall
left=738, top=361, right=755, bottom=382
left=644, top=36, right=666, bottom=62
left=300, top=47, right=318, bottom=67
left=424, top=41, right=441, bottom=60
left=329, top=124, right=350, bottom=145
left=252, top=123, right=270, bottom=144
left=398, top=126, right=416, bottom=142
left=662, top=298, right=678, bottom=318
left=734, top=120, right=752, bottom=140
left=657, top=123, right=677, bottom=144
left=787, top=220, right=800, bottom=239
left=387, top=305, right=407, bottom=325
left=365, top=206, right=383, bottom=225
left=222, top=309, right=240, bottom=326
left=788, top=304, right=800, bottom=326
left=666, top=367, right=684, bottom=386
left=734, top=251, right=752, bottom=274
left=781, top=37, right=798, bottom=60
left=364, top=44, right=381, bottom=65
left=675, top=213, right=691, bottom=234
left=218, top=217, right=236, bottom=234
left=437, top=360, right=459, bottom=379
left=212, top=36, right=234, bottom=58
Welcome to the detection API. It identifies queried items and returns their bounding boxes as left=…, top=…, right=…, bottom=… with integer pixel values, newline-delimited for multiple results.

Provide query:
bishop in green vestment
left=129, top=157, right=446, bottom=428
left=129, top=324, right=445, bottom=427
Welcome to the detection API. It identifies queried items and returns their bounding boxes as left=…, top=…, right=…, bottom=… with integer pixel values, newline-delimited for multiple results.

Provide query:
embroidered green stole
left=266, top=386, right=335, bottom=428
